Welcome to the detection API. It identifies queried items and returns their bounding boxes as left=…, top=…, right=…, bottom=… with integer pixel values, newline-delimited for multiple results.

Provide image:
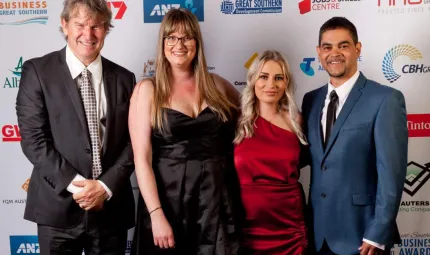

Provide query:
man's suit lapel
left=101, top=57, right=117, bottom=156
left=314, top=86, right=327, bottom=156
left=323, top=73, right=367, bottom=160
left=58, top=48, right=90, bottom=140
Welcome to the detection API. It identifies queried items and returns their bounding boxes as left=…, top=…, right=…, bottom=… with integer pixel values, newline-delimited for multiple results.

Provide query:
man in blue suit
left=301, top=17, right=408, bottom=255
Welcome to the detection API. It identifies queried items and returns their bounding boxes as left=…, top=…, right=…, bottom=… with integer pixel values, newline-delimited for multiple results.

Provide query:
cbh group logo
left=2, top=124, right=21, bottom=142
left=4, top=56, right=23, bottom=89
left=107, top=1, right=127, bottom=20
left=382, top=44, right=429, bottom=83
left=220, top=0, right=282, bottom=15
left=144, top=0, right=204, bottom=23
left=298, top=0, right=362, bottom=15
left=0, top=0, right=48, bottom=26
left=10, top=236, right=39, bottom=254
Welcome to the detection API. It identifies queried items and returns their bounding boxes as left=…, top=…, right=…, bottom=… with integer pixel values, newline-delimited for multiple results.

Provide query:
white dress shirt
left=320, top=70, right=384, bottom=250
left=65, top=45, right=112, bottom=199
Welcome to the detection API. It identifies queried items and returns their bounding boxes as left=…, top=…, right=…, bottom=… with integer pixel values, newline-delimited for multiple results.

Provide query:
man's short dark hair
left=318, top=17, right=358, bottom=46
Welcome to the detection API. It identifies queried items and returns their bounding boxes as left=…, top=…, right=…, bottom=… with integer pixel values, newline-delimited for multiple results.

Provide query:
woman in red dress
left=234, top=50, right=308, bottom=255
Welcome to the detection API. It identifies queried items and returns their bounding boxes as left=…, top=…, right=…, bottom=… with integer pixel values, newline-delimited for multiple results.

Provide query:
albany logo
left=144, top=0, right=204, bottom=23
left=107, top=1, right=127, bottom=19
left=2, top=124, right=21, bottom=142
left=382, top=44, right=429, bottom=83
left=4, top=56, right=23, bottom=89
left=378, top=0, right=430, bottom=14
left=10, top=236, right=39, bottom=254
left=0, top=1, right=48, bottom=25
left=404, top=161, right=430, bottom=196
left=221, top=0, right=282, bottom=15
left=408, top=114, right=430, bottom=137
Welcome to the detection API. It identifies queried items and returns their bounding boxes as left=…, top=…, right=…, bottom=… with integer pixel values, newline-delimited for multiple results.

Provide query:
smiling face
left=254, top=60, right=287, bottom=106
left=163, top=29, right=197, bottom=70
left=61, top=4, right=107, bottom=66
left=317, top=28, right=361, bottom=87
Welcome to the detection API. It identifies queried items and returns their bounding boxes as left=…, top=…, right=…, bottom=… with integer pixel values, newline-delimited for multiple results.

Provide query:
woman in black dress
left=129, top=8, right=240, bottom=255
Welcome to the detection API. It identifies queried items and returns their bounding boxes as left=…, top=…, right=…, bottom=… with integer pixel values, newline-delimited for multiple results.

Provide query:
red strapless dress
left=234, top=116, right=307, bottom=255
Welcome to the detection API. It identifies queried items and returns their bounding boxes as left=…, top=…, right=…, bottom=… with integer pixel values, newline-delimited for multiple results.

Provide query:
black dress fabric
left=131, top=107, right=239, bottom=255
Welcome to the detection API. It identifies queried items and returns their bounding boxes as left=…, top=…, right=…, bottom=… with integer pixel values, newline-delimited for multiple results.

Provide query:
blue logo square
left=144, top=0, right=204, bottom=23
left=10, top=236, right=39, bottom=255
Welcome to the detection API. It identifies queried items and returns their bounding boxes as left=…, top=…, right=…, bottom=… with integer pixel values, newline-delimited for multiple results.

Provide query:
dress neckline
left=162, top=106, right=211, bottom=120
left=257, top=116, right=295, bottom=135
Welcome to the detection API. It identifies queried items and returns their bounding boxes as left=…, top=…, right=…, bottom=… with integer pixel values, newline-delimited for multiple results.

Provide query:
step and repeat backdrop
left=1, top=0, right=429, bottom=254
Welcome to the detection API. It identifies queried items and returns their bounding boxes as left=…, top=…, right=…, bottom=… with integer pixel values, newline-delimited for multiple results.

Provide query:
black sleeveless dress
left=131, top=107, right=239, bottom=255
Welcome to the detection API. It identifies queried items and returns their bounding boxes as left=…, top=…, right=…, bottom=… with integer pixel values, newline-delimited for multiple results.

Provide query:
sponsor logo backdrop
left=0, top=0, right=428, bottom=254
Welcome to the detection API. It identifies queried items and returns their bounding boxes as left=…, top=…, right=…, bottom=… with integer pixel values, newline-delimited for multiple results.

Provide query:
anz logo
left=144, top=0, right=204, bottom=23
left=10, top=236, right=40, bottom=254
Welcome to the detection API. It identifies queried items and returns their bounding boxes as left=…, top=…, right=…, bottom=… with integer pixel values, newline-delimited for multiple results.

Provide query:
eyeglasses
left=164, top=36, right=195, bottom=46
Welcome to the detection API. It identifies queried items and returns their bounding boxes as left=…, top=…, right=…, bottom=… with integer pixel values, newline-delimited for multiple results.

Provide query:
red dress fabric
left=234, top=116, right=307, bottom=255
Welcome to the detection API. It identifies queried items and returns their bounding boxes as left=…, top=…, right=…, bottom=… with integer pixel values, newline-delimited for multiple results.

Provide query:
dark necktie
left=325, top=90, right=339, bottom=148
left=79, top=68, right=102, bottom=179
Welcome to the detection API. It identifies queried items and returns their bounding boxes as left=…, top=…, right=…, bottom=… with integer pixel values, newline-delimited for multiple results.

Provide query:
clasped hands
left=72, top=180, right=108, bottom=211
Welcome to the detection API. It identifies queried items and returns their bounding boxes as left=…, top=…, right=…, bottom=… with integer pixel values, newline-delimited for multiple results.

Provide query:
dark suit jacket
left=301, top=73, right=407, bottom=254
left=16, top=47, right=136, bottom=229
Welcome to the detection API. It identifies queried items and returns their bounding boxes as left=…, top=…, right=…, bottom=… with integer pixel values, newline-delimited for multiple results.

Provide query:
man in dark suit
left=16, top=0, right=135, bottom=254
left=301, top=17, right=408, bottom=255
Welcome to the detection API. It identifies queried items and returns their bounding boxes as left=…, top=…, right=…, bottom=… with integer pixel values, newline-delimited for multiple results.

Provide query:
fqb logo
left=107, top=1, right=127, bottom=20
left=144, top=0, right=204, bottom=23
left=4, top=57, right=23, bottom=89
left=2, top=124, right=21, bottom=142
left=404, top=161, right=430, bottom=196
left=221, top=0, right=282, bottom=15
left=10, top=236, right=39, bottom=254
left=382, top=44, right=430, bottom=83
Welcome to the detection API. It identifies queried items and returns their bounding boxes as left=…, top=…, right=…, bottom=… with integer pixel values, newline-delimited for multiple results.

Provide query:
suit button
left=85, top=149, right=91, bottom=154
left=321, top=193, right=327, bottom=198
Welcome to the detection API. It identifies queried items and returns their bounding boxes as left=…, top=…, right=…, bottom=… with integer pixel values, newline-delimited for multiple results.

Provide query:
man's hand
left=359, top=242, right=384, bottom=255
left=72, top=180, right=108, bottom=211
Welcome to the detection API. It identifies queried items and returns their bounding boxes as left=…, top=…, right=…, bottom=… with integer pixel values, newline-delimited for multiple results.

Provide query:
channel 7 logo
left=404, top=161, right=430, bottom=196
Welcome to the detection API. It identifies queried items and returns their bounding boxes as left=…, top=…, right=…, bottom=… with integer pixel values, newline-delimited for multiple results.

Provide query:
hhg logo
left=4, top=56, right=23, bottom=89
left=143, top=59, right=155, bottom=77
left=378, top=0, right=430, bottom=14
left=382, top=44, right=429, bottom=83
left=404, top=161, right=430, bottom=196
left=0, top=1, right=48, bottom=25
left=10, top=236, right=39, bottom=254
left=298, top=0, right=362, bottom=15
left=221, top=0, right=282, bottom=15
left=107, top=1, right=127, bottom=19
left=144, top=0, right=204, bottom=23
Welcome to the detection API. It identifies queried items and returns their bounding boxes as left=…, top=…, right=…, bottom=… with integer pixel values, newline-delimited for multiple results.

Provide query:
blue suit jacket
left=301, top=73, right=408, bottom=254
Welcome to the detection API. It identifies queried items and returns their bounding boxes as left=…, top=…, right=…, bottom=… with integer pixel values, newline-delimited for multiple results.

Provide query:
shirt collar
left=65, top=45, right=102, bottom=82
left=327, top=70, right=360, bottom=101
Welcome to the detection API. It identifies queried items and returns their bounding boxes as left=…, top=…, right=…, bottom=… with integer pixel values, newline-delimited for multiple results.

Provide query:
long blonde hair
left=151, top=8, right=234, bottom=132
left=234, top=50, right=307, bottom=145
